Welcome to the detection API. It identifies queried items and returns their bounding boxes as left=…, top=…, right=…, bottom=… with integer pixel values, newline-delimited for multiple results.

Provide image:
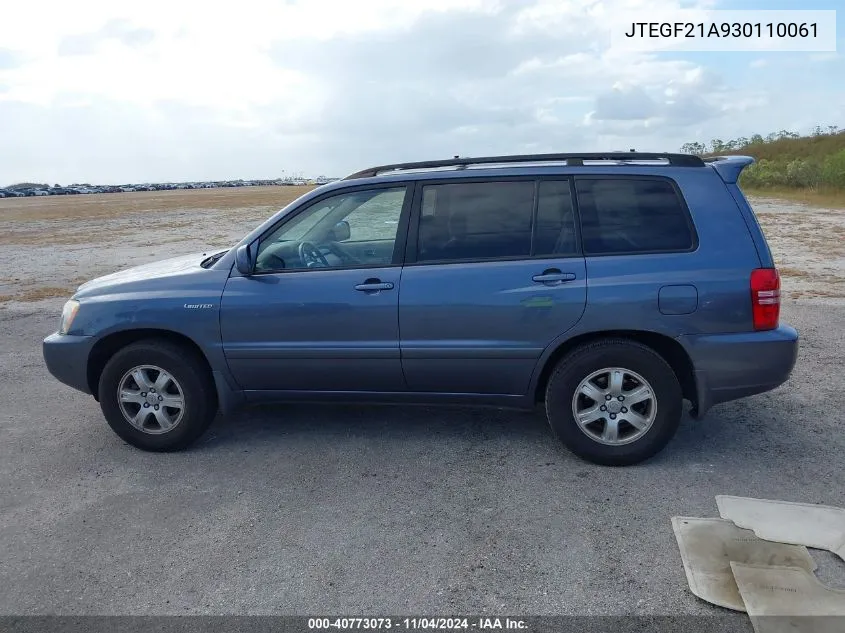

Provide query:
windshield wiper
left=200, top=250, right=229, bottom=268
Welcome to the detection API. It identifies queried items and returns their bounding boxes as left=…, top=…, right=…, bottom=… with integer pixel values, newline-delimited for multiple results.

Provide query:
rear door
left=398, top=178, right=587, bottom=395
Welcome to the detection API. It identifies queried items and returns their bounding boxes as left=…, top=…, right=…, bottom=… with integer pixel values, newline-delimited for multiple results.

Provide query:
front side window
left=255, top=187, right=406, bottom=272
left=575, top=178, right=694, bottom=255
left=416, top=181, right=534, bottom=263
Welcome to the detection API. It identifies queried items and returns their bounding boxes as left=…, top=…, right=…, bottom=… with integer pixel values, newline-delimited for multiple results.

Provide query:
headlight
left=59, top=299, right=80, bottom=334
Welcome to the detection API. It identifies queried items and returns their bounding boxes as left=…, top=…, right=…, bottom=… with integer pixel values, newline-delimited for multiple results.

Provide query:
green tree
left=784, top=159, right=820, bottom=187
left=680, top=141, right=706, bottom=155
left=821, top=149, right=845, bottom=188
left=710, top=139, right=726, bottom=152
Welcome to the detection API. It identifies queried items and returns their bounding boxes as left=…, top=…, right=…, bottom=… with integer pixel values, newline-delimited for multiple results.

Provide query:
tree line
left=680, top=126, right=845, bottom=190
left=680, top=125, right=840, bottom=155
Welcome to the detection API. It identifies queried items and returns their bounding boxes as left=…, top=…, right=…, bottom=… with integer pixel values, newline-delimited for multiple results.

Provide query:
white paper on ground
left=716, top=496, right=845, bottom=562
left=671, top=516, right=816, bottom=611
left=731, top=562, right=845, bottom=633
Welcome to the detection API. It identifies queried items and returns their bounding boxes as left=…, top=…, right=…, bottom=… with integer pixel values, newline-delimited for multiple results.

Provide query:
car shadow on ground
left=200, top=402, right=550, bottom=447
left=190, top=394, right=817, bottom=470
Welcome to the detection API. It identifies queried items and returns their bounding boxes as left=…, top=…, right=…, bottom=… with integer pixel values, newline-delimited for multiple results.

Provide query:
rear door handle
left=532, top=271, right=576, bottom=285
left=354, top=279, right=394, bottom=292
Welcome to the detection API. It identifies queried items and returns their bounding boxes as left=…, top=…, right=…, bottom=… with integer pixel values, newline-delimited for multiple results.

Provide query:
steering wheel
left=298, top=241, right=330, bottom=268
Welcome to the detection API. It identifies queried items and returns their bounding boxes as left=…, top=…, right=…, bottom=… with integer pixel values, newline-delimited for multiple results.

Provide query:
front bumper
left=42, top=332, right=95, bottom=395
left=679, top=324, right=799, bottom=418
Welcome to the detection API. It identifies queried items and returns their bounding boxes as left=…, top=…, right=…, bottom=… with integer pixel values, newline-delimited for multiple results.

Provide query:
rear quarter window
left=575, top=178, right=695, bottom=255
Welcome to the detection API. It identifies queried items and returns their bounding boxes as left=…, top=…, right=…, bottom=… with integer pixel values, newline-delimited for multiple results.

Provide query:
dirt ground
left=0, top=186, right=311, bottom=303
left=0, top=186, right=842, bottom=305
left=752, top=197, right=845, bottom=302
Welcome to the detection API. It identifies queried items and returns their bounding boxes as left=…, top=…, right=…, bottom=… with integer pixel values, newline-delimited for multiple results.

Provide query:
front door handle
left=532, top=270, right=576, bottom=285
left=354, top=279, right=394, bottom=292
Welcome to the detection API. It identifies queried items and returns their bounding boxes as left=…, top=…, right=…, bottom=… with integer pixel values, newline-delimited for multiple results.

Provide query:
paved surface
left=1, top=299, right=844, bottom=615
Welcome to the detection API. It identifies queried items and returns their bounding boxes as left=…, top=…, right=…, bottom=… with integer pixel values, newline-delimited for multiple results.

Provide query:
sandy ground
left=0, top=187, right=842, bottom=304
left=0, top=187, right=843, bottom=616
left=752, top=197, right=845, bottom=302
left=0, top=186, right=310, bottom=302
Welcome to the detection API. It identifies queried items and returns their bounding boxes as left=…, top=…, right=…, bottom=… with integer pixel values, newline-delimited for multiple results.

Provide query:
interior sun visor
left=716, top=496, right=845, bottom=562
left=671, top=517, right=816, bottom=611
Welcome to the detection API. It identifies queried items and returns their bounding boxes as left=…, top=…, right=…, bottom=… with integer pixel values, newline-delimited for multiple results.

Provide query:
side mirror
left=329, top=220, right=351, bottom=242
left=235, top=244, right=255, bottom=276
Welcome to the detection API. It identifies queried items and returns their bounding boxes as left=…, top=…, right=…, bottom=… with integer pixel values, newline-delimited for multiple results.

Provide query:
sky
left=0, top=0, right=842, bottom=185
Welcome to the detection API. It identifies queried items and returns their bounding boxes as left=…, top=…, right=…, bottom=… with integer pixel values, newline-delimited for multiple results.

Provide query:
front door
left=399, top=179, right=587, bottom=395
left=220, top=185, right=411, bottom=392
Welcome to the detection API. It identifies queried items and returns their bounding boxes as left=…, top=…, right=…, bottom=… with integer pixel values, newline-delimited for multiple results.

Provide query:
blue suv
left=42, top=152, right=798, bottom=465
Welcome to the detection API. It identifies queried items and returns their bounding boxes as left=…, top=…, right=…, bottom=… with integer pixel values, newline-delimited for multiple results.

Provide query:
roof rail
left=343, top=152, right=705, bottom=179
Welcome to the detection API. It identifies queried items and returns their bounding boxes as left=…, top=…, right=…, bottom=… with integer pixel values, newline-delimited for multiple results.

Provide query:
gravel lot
left=0, top=189, right=843, bottom=615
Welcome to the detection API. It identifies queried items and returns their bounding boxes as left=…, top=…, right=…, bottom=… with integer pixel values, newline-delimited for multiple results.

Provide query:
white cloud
left=0, top=0, right=841, bottom=184
left=593, top=85, right=659, bottom=121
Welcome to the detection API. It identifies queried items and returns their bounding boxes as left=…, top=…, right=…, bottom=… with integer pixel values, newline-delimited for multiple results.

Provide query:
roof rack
left=344, top=152, right=705, bottom=179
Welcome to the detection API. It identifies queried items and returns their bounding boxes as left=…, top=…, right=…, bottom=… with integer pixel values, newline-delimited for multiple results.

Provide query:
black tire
left=98, top=339, right=217, bottom=451
left=545, top=339, right=683, bottom=466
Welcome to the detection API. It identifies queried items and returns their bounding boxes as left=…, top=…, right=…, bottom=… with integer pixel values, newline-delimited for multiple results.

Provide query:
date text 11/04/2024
left=624, top=22, right=818, bottom=38
left=307, top=618, right=528, bottom=630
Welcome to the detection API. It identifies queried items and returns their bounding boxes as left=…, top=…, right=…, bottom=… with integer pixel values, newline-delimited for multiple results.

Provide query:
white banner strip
left=609, top=10, right=837, bottom=52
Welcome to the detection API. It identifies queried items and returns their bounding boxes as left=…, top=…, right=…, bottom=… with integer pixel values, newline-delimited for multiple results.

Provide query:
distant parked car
left=3, top=189, right=26, bottom=197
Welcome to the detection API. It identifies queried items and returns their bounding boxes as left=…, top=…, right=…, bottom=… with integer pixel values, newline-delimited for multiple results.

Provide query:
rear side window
left=416, top=181, right=534, bottom=262
left=575, top=178, right=694, bottom=255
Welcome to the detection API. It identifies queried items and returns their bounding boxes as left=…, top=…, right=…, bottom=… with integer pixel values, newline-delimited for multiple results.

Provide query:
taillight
left=750, top=268, right=780, bottom=331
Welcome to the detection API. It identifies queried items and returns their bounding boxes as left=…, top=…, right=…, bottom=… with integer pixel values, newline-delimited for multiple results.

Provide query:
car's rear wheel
left=98, top=340, right=217, bottom=451
left=545, top=339, right=683, bottom=466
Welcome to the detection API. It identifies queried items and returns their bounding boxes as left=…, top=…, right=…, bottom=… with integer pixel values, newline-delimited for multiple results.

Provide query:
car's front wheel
left=545, top=339, right=683, bottom=466
left=98, top=340, right=217, bottom=451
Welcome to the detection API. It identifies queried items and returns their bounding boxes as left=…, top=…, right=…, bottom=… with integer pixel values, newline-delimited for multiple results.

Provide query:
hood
left=75, top=252, right=210, bottom=297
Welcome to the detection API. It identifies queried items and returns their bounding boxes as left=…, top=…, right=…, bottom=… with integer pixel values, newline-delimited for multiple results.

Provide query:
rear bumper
left=42, top=332, right=95, bottom=395
left=679, top=324, right=798, bottom=417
